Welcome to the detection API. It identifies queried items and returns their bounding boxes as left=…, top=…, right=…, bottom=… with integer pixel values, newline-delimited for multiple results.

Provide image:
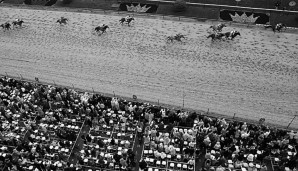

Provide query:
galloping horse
left=1, top=22, right=11, bottom=31
left=209, top=23, right=226, bottom=32
left=264, top=23, right=287, bottom=33
left=223, top=30, right=241, bottom=40
left=57, top=17, right=68, bottom=25
left=207, top=33, right=225, bottom=41
left=12, top=19, right=24, bottom=28
left=94, top=25, right=109, bottom=34
left=167, top=33, right=186, bottom=42
left=119, top=16, right=135, bottom=26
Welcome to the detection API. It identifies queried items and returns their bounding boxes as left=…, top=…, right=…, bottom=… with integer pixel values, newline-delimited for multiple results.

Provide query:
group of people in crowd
left=0, top=76, right=298, bottom=171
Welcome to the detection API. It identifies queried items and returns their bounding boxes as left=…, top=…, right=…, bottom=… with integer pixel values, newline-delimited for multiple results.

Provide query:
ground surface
left=0, top=6, right=298, bottom=129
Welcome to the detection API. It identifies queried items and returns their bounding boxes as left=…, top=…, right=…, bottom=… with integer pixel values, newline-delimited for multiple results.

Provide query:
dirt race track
left=0, top=6, right=298, bottom=129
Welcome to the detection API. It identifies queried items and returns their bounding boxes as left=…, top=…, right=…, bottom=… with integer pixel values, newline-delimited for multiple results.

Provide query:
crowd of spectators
left=0, top=76, right=298, bottom=171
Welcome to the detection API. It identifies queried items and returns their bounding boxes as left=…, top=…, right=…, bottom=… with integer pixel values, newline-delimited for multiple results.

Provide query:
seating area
left=141, top=125, right=196, bottom=171
left=193, top=117, right=298, bottom=171
left=1, top=76, right=298, bottom=171
left=75, top=109, right=138, bottom=171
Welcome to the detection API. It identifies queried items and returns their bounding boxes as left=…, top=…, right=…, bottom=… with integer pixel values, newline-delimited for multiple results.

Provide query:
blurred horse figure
left=12, top=19, right=24, bottom=28
left=207, top=33, right=225, bottom=41
left=223, top=30, right=241, bottom=40
left=209, top=23, right=226, bottom=32
left=167, top=33, right=186, bottom=42
left=1, top=22, right=11, bottom=31
left=57, top=17, right=68, bottom=25
left=119, top=16, right=135, bottom=26
left=94, top=24, right=109, bottom=34
left=264, top=23, right=287, bottom=33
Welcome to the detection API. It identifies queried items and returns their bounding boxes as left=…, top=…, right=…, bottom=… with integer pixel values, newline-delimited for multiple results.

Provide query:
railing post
left=19, top=74, right=23, bottom=80
left=287, top=115, right=297, bottom=129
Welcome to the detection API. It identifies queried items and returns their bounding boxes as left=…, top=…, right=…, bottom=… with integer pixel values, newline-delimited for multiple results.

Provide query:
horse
left=223, top=30, right=241, bottom=40
left=1, top=22, right=11, bottom=31
left=207, top=33, right=225, bottom=41
left=167, top=34, right=186, bottom=42
left=209, top=23, right=226, bottom=32
left=264, top=23, right=287, bottom=33
left=12, top=20, right=24, bottom=28
left=94, top=25, right=109, bottom=34
left=119, top=17, right=135, bottom=26
left=57, top=17, right=68, bottom=25
left=167, top=36, right=176, bottom=42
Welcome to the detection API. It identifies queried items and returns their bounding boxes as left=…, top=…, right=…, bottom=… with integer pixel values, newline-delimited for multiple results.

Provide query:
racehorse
left=223, top=30, right=241, bottom=40
left=1, top=22, right=11, bottom=31
left=207, top=33, right=225, bottom=41
left=167, top=33, right=186, bottom=42
left=264, top=23, right=287, bottom=33
left=119, top=17, right=135, bottom=26
left=94, top=25, right=109, bottom=34
left=12, top=19, right=24, bottom=28
left=209, top=23, right=226, bottom=32
left=57, top=17, right=68, bottom=25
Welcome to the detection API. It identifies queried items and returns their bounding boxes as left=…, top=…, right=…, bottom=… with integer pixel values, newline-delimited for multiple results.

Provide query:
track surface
left=0, top=7, right=298, bottom=128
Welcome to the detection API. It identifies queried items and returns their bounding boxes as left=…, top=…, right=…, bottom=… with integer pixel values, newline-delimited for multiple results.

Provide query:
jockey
left=15, top=18, right=20, bottom=22
left=125, top=15, right=131, bottom=21
left=230, top=30, right=236, bottom=35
